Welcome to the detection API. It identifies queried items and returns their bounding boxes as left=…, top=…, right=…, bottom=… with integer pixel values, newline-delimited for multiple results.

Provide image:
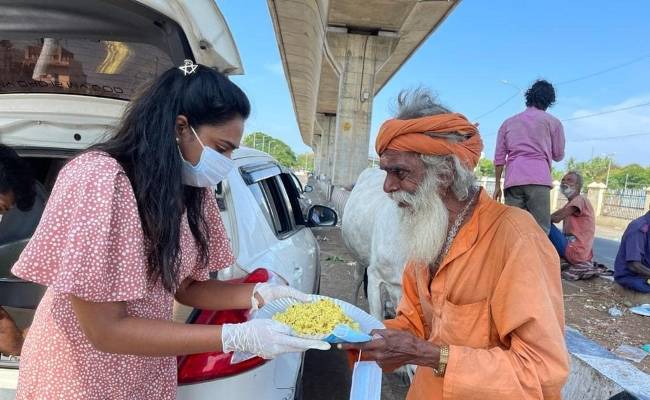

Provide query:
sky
left=217, top=0, right=650, bottom=168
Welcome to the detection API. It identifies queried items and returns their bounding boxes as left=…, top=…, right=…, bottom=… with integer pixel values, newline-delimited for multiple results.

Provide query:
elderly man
left=548, top=172, right=595, bottom=269
left=344, top=89, right=569, bottom=399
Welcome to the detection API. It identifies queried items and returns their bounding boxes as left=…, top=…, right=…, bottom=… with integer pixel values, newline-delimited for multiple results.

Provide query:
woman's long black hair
left=92, top=64, right=250, bottom=293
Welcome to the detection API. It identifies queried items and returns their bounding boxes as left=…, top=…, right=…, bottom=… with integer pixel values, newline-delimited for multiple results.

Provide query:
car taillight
left=177, top=268, right=270, bottom=385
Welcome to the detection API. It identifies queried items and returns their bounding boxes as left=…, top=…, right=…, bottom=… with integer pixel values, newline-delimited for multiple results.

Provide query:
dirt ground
left=563, top=278, right=650, bottom=373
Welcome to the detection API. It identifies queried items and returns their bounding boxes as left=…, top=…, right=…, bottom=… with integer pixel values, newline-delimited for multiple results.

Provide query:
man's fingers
left=338, top=342, right=366, bottom=351
left=338, top=337, right=385, bottom=351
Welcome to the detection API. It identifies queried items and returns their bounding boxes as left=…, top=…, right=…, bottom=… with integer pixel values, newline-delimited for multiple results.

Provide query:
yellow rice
left=273, top=298, right=360, bottom=335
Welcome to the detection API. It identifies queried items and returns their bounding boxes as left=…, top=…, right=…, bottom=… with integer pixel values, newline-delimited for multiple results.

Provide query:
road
left=594, top=236, right=621, bottom=267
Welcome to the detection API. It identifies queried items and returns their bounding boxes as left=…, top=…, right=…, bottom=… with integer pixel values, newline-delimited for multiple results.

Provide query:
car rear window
left=0, top=38, right=174, bottom=100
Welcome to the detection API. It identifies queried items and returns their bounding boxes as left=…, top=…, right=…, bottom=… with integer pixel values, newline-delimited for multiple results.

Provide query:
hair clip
left=179, top=59, right=198, bottom=76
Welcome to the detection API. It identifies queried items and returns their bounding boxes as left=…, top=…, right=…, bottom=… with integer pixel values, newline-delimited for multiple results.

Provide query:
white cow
left=342, top=168, right=407, bottom=320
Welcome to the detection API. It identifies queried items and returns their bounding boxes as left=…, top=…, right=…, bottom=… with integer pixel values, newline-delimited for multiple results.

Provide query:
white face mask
left=179, top=126, right=235, bottom=187
left=349, top=360, right=382, bottom=400
left=560, top=184, right=576, bottom=199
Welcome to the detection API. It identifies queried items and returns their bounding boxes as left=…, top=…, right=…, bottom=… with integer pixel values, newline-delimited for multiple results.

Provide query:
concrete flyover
left=267, top=0, right=461, bottom=193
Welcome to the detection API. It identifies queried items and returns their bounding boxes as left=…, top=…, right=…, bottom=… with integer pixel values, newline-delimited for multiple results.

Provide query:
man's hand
left=628, top=261, right=650, bottom=278
left=551, top=205, right=579, bottom=224
left=340, top=329, right=440, bottom=371
left=493, top=185, right=502, bottom=202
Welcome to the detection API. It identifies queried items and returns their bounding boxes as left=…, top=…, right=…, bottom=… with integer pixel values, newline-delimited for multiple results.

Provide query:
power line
left=568, top=131, right=650, bottom=142
left=473, top=91, right=520, bottom=121
left=556, top=54, right=650, bottom=85
left=474, top=53, right=650, bottom=122
left=483, top=130, right=650, bottom=142
left=561, top=101, right=650, bottom=121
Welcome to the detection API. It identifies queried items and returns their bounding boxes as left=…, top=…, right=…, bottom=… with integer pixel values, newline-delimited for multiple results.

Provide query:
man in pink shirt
left=548, top=172, right=595, bottom=267
left=493, top=80, right=565, bottom=234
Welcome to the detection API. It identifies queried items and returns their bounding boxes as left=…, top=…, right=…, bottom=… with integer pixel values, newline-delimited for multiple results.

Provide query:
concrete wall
left=563, top=328, right=650, bottom=399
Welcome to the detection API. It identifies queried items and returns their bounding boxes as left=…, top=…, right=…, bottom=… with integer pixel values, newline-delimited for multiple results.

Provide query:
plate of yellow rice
left=254, top=295, right=383, bottom=342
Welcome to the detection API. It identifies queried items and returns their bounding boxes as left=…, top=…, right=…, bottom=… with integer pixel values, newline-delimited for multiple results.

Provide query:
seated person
left=0, top=144, right=46, bottom=356
left=0, top=144, right=47, bottom=245
left=614, top=211, right=650, bottom=293
left=548, top=172, right=595, bottom=266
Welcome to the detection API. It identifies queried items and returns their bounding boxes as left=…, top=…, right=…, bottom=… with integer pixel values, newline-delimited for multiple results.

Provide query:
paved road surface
left=594, top=236, right=621, bottom=267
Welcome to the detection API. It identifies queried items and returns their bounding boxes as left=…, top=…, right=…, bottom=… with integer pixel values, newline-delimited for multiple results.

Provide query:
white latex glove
left=250, top=282, right=312, bottom=311
left=222, top=319, right=330, bottom=359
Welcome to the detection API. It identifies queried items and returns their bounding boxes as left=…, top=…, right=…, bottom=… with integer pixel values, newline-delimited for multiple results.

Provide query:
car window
left=0, top=38, right=174, bottom=100
left=261, top=176, right=294, bottom=235
left=247, top=174, right=298, bottom=236
left=214, top=182, right=226, bottom=211
left=289, top=173, right=304, bottom=193
left=247, top=182, right=275, bottom=231
left=280, top=173, right=306, bottom=225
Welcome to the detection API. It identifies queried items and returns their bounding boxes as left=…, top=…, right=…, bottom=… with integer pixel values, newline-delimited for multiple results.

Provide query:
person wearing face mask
left=10, top=62, right=329, bottom=400
left=548, top=172, right=596, bottom=273
left=0, top=144, right=47, bottom=357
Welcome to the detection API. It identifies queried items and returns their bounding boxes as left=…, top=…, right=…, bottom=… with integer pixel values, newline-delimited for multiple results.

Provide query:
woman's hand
left=340, top=329, right=440, bottom=371
left=250, top=283, right=311, bottom=311
left=221, top=319, right=330, bottom=359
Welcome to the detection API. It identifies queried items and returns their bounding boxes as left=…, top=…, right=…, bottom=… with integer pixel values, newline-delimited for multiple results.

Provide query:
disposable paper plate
left=254, top=295, right=384, bottom=343
left=630, top=304, right=650, bottom=317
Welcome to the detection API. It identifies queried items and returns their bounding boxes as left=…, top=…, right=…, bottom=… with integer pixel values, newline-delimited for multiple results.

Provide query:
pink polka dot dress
left=11, top=152, right=234, bottom=399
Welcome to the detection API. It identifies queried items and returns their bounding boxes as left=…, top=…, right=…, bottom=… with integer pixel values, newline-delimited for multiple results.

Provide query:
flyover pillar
left=316, top=113, right=335, bottom=180
left=330, top=33, right=393, bottom=188
left=311, top=133, right=321, bottom=175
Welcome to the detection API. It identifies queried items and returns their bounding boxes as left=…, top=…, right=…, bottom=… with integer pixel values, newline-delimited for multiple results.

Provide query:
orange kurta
left=385, top=189, right=569, bottom=399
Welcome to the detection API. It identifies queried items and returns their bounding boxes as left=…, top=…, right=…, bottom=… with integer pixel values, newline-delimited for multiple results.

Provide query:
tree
left=477, top=158, right=495, bottom=177
left=608, top=164, right=650, bottom=190
left=243, top=132, right=297, bottom=168
left=296, top=153, right=315, bottom=172
left=566, top=156, right=613, bottom=186
left=564, top=156, right=650, bottom=189
left=551, top=167, right=564, bottom=181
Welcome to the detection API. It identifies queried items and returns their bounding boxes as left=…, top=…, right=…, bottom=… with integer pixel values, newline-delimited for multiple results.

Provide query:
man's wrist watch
left=433, top=345, right=449, bottom=377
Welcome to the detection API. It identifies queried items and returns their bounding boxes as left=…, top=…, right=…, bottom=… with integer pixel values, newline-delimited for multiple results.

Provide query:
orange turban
left=375, top=113, right=484, bottom=168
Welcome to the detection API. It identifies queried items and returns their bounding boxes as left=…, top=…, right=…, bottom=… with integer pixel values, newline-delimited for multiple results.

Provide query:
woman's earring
left=176, top=137, right=180, bottom=144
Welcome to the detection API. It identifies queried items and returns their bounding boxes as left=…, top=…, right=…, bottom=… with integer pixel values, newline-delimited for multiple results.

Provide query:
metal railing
left=602, top=188, right=646, bottom=220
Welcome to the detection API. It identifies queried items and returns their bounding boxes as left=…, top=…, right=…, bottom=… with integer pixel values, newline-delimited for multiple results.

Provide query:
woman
left=11, top=62, right=328, bottom=399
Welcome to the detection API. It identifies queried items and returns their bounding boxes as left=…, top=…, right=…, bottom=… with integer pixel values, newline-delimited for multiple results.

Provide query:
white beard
left=390, top=173, right=449, bottom=265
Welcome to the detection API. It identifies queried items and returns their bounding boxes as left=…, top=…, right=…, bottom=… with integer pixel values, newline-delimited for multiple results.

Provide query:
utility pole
left=253, top=132, right=257, bottom=149
left=603, top=153, right=615, bottom=188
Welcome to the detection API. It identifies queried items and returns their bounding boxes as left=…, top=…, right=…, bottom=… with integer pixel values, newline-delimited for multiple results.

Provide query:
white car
left=0, top=1, right=337, bottom=399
